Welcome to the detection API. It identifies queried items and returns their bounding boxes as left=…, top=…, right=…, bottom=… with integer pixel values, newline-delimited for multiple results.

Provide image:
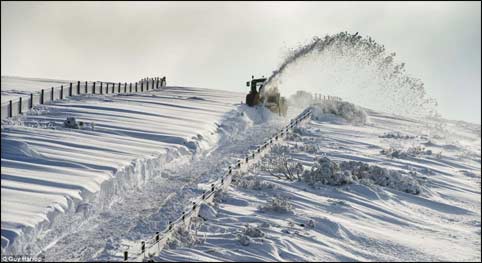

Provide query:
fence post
left=106, top=83, right=109, bottom=94
left=129, top=83, right=132, bottom=93
left=124, top=82, right=127, bottom=93
left=135, top=83, right=138, bottom=92
left=85, top=81, right=88, bottom=94
left=50, top=87, right=54, bottom=101
left=9, top=100, right=12, bottom=117
left=41, top=89, right=44, bottom=104
left=118, top=82, right=121, bottom=93
left=30, top=93, right=33, bottom=109
left=141, top=241, right=145, bottom=257
left=100, top=82, right=103, bottom=94
left=69, top=83, right=72, bottom=96
left=123, top=251, right=128, bottom=261
left=141, top=82, right=143, bottom=92
left=60, top=85, right=64, bottom=99
left=19, top=97, right=22, bottom=114
left=77, top=81, right=80, bottom=95
left=93, top=82, right=96, bottom=94
left=112, top=83, right=115, bottom=94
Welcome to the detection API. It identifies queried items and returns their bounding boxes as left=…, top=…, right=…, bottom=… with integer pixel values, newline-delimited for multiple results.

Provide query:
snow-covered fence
left=0, top=76, right=167, bottom=120
left=124, top=108, right=313, bottom=262
left=312, top=93, right=342, bottom=102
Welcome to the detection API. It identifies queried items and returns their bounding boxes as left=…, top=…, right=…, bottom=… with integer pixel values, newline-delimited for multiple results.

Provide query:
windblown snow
left=155, top=105, right=481, bottom=262
left=1, top=77, right=246, bottom=256
left=1, top=76, right=480, bottom=262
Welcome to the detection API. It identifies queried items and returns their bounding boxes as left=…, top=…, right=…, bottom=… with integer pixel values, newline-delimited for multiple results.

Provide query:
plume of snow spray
left=264, top=32, right=438, bottom=118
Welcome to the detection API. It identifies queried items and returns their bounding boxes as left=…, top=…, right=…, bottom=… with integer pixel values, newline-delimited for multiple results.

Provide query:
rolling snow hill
left=1, top=76, right=480, bottom=262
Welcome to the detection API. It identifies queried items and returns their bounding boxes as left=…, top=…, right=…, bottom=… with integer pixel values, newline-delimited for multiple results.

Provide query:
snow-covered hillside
left=1, top=76, right=480, bottom=262
left=153, top=105, right=481, bottom=262
left=1, top=76, right=73, bottom=103
left=1, top=78, right=247, bottom=255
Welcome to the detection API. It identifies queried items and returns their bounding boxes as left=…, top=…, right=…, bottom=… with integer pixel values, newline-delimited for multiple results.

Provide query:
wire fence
left=0, top=76, right=167, bottom=121
left=122, top=103, right=325, bottom=261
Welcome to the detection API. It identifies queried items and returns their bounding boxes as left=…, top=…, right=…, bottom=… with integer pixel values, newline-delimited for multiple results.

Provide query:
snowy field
left=154, top=105, right=481, bottom=261
left=1, top=77, right=247, bottom=256
left=1, top=76, right=73, bottom=103
left=1, top=77, right=481, bottom=262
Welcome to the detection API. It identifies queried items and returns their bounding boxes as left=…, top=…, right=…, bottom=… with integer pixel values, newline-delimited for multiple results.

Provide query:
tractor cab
left=245, top=75, right=288, bottom=116
left=245, top=76, right=267, bottom=106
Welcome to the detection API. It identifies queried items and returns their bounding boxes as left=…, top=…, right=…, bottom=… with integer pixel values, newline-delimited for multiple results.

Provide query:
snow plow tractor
left=245, top=76, right=288, bottom=116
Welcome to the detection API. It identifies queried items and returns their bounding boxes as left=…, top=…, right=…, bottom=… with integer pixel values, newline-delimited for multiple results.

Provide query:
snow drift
left=310, top=100, right=368, bottom=125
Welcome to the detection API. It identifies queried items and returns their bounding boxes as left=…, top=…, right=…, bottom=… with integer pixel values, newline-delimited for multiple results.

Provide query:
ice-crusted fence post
left=18, top=97, right=22, bottom=114
left=69, top=82, right=73, bottom=96
left=100, top=82, right=103, bottom=94
left=60, top=85, right=64, bottom=99
left=51, top=87, right=54, bottom=101
left=30, top=93, right=33, bottom=109
left=93, top=82, right=96, bottom=94
left=112, top=83, right=115, bottom=93
left=118, top=82, right=121, bottom=93
left=77, top=81, right=81, bottom=95
left=141, top=81, right=144, bottom=92
left=129, top=83, right=132, bottom=93
left=124, top=82, right=127, bottom=93
left=135, top=82, right=138, bottom=92
left=85, top=81, right=88, bottom=94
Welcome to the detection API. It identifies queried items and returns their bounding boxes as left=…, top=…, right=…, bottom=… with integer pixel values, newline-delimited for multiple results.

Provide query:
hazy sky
left=1, top=1, right=480, bottom=123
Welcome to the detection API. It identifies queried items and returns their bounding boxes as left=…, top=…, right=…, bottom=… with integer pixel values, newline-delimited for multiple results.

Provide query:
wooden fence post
left=19, top=97, right=22, bottom=114
left=123, top=251, right=128, bottom=261
left=93, top=82, right=96, bottom=94
left=141, top=82, right=144, bottom=92
left=118, top=82, right=121, bottom=93
left=124, top=82, right=127, bottom=93
left=100, top=82, right=103, bottom=94
left=60, top=85, right=64, bottom=99
left=129, top=83, right=132, bottom=93
left=135, top=83, right=138, bottom=92
left=106, top=83, right=109, bottom=94
left=30, top=93, right=33, bottom=109
left=41, top=89, right=44, bottom=104
left=9, top=100, right=12, bottom=117
left=112, top=83, right=115, bottom=93
left=69, top=83, right=72, bottom=96
left=77, top=81, right=81, bottom=95
left=51, top=87, right=54, bottom=101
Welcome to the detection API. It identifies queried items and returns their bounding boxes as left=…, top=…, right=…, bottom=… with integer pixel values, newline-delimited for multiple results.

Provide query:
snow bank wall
left=1, top=86, right=243, bottom=255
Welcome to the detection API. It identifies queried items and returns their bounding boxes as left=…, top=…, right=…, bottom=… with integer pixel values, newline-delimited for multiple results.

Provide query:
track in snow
left=39, top=105, right=302, bottom=261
